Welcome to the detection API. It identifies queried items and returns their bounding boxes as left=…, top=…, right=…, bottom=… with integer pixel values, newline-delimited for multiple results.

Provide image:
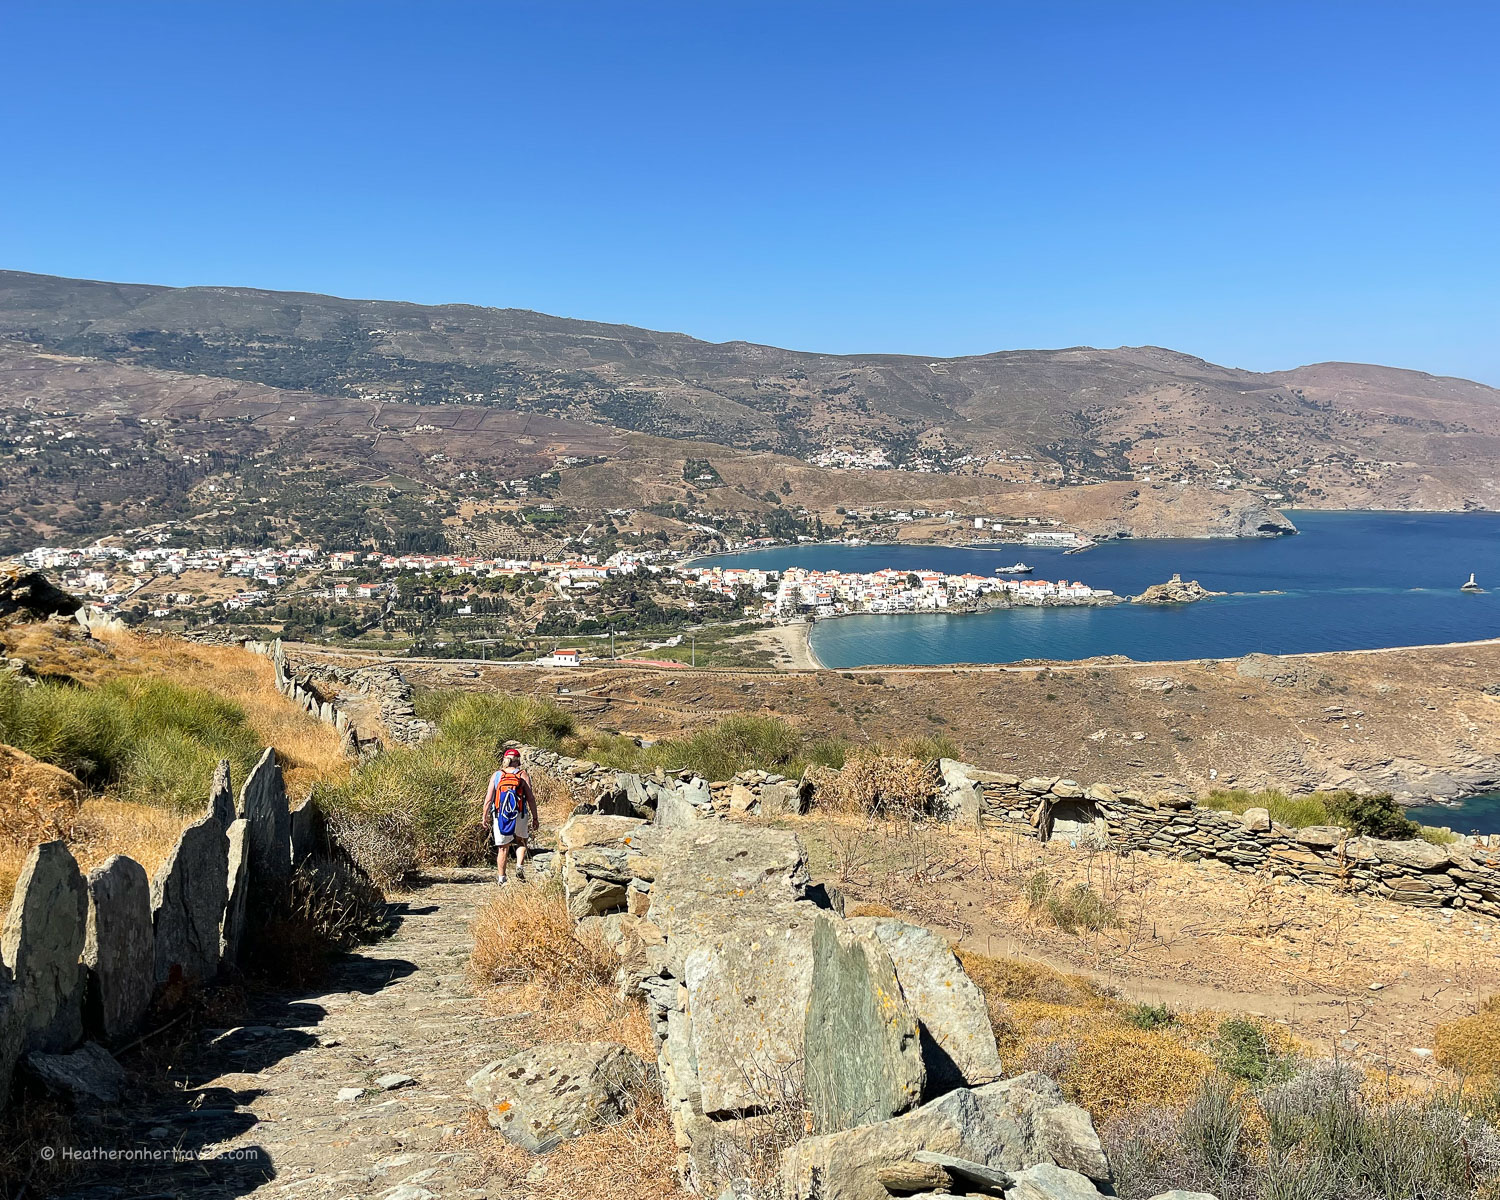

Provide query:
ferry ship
left=995, top=562, right=1033, bottom=574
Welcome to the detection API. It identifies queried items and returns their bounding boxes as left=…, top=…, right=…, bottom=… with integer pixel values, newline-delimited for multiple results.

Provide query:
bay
left=695, top=511, right=1500, bottom=668
left=1404, top=792, right=1500, bottom=837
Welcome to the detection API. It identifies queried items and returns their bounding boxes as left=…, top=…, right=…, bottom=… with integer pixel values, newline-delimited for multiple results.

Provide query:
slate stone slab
left=220, top=818, right=251, bottom=967
left=290, top=793, right=321, bottom=866
left=151, top=814, right=229, bottom=986
left=3, top=840, right=88, bottom=1054
left=847, top=916, right=1003, bottom=1093
left=467, top=1041, right=648, bottom=1153
left=207, top=759, right=236, bottom=828
left=680, top=903, right=822, bottom=1116
left=82, top=855, right=154, bottom=1043
left=803, top=914, right=925, bottom=1135
left=780, top=1073, right=1110, bottom=1200
left=238, top=747, right=291, bottom=920
left=26, top=1040, right=126, bottom=1104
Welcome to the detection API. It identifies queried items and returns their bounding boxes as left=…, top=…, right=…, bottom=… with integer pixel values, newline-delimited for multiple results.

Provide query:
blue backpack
left=489, top=769, right=523, bottom=836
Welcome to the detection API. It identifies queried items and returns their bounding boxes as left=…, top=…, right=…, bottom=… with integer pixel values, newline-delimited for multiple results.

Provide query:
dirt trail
left=60, top=869, right=505, bottom=1200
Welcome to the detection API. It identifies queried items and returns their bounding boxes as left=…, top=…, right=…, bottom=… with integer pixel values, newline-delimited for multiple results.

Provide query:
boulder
left=846, top=917, right=1002, bottom=1093
left=728, top=783, right=757, bottom=816
left=657, top=777, right=712, bottom=828
left=939, top=760, right=982, bottom=827
left=779, top=1073, right=1109, bottom=1200
left=467, top=1041, right=648, bottom=1153
left=616, top=771, right=657, bottom=818
left=1022, top=777, right=1061, bottom=795
left=220, top=818, right=251, bottom=966
left=557, top=814, right=647, bottom=851
left=1007, top=1162, right=1108, bottom=1199
left=1241, top=807, right=1271, bottom=832
left=237, top=747, right=291, bottom=919
left=679, top=902, right=823, bottom=1116
left=566, top=877, right=628, bottom=920
left=1050, top=780, right=1085, bottom=800
left=25, top=1041, right=126, bottom=1105
left=151, top=814, right=229, bottom=985
left=207, top=759, right=236, bottom=828
left=804, top=915, right=925, bottom=1135
left=81, top=855, right=154, bottom=1044
left=649, top=824, right=808, bottom=934
left=3, top=840, right=88, bottom=1054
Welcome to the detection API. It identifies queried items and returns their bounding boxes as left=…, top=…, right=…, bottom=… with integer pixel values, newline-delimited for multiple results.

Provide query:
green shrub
left=1211, top=1018, right=1293, bottom=1085
left=1319, top=789, right=1418, bottom=840
left=1207, top=786, right=1423, bottom=840
left=1126, top=1003, right=1178, bottom=1031
left=0, top=674, right=261, bottom=811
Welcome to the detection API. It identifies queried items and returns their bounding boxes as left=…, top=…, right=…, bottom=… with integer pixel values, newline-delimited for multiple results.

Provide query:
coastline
left=764, top=621, right=823, bottom=670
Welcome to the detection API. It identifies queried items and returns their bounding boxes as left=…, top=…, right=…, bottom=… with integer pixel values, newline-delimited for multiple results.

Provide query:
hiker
left=483, top=747, right=538, bottom=886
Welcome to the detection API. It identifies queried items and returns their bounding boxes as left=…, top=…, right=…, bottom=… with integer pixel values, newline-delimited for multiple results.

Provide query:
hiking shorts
left=493, top=815, right=530, bottom=847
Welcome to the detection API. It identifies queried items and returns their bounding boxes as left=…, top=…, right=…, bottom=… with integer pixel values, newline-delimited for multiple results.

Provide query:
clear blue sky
left=3, top=2, right=1497, bottom=383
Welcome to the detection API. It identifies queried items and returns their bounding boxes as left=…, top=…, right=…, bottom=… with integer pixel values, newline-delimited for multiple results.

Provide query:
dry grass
left=469, top=880, right=654, bottom=1058
left=459, top=1084, right=685, bottom=1200
left=3, top=624, right=348, bottom=798
left=1436, top=996, right=1500, bottom=1079
left=0, top=624, right=350, bottom=905
left=955, top=947, right=1220, bottom=1119
left=464, top=880, right=675, bottom=1196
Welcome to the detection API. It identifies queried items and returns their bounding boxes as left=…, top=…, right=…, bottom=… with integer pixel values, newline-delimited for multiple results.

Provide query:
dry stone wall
left=244, top=638, right=432, bottom=754
left=0, top=750, right=304, bottom=1111
left=941, top=760, right=1500, bottom=918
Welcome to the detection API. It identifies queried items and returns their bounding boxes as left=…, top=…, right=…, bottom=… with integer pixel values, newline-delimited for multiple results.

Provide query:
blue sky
left=2, top=2, right=1497, bottom=382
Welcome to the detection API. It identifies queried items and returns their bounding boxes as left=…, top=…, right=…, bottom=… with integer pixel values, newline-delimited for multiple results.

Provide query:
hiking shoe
left=497, top=874, right=508, bottom=887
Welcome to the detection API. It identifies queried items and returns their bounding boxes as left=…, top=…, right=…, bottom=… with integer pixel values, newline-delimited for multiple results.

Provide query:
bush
left=1319, top=789, right=1419, bottom=840
left=1208, top=786, right=1424, bottom=840
left=1127, top=1003, right=1178, bottom=1031
left=1211, top=1017, right=1293, bottom=1085
left=245, top=855, right=390, bottom=984
left=827, top=754, right=939, bottom=817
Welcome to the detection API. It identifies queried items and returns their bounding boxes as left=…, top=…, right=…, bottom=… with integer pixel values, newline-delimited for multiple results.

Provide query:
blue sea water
left=696, top=511, right=1500, bottom=668
left=1405, top=792, right=1500, bottom=837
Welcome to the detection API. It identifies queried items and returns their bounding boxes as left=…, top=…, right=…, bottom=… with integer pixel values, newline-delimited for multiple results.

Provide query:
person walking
left=483, top=747, right=537, bottom=886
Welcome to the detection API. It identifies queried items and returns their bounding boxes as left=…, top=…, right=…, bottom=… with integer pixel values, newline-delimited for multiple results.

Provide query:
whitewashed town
left=16, top=539, right=1115, bottom=623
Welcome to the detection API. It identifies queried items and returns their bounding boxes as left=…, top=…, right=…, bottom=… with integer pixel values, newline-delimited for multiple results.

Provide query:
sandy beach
left=754, top=621, right=823, bottom=670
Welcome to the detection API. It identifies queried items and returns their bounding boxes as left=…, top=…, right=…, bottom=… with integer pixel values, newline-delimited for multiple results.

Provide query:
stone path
left=60, top=869, right=512, bottom=1200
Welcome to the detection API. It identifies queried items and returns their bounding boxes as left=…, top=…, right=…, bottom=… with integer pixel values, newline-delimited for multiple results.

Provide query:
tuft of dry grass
left=1436, top=996, right=1500, bottom=1079
left=955, top=947, right=1219, bottom=1119
left=469, top=880, right=653, bottom=1058
left=459, top=1082, right=685, bottom=1200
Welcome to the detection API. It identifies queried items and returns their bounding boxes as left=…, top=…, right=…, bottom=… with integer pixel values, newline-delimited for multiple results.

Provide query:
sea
left=697, top=509, right=1500, bottom=832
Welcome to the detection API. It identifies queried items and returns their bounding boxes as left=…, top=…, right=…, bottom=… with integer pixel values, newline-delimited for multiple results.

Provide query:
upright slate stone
left=82, top=856, right=154, bottom=1044
left=289, top=794, right=320, bottom=866
left=151, top=815, right=229, bottom=986
left=207, top=759, right=236, bottom=828
left=2, top=840, right=89, bottom=1054
left=220, top=819, right=251, bottom=967
left=237, top=747, right=291, bottom=919
left=803, top=914, right=925, bottom=1136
